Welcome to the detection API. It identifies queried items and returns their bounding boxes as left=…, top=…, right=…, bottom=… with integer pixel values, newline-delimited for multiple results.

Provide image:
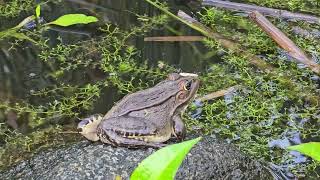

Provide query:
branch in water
left=202, top=0, right=320, bottom=24
left=196, top=86, right=239, bottom=102
left=250, top=11, right=320, bottom=74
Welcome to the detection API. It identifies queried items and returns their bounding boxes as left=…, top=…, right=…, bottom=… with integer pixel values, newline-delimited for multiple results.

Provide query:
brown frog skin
left=77, top=73, right=199, bottom=148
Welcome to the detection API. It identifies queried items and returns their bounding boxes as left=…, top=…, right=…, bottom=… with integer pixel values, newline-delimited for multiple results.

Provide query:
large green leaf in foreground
left=131, top=137, right=202, bottom=180
left=48, top=14, right=98, bottom=27
left=287, top=142, right=320, bottom=161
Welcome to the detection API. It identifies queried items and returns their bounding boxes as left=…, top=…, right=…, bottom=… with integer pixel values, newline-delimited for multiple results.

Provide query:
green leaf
left=287, top=142, right=320, bottom=161
left=131, top=137, right=202, bottom=180
left=48, top=14, right=98, bottom=27
left=36, top=5, right=41, bottom=18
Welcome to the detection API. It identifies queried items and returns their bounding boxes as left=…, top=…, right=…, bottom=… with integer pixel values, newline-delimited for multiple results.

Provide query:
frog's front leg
left=172, top=114, right=186, bottom=141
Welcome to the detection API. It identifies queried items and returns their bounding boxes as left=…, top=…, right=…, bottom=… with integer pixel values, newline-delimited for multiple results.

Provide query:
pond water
left=0, top=0, right=319, bottom=179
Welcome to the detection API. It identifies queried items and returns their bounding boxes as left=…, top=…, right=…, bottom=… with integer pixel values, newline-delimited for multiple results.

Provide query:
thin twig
left=196, top=86, right=239, bottom=102
left=202, top=0, right=320, bottom=24
left=250, top=11, right=320, bottom=74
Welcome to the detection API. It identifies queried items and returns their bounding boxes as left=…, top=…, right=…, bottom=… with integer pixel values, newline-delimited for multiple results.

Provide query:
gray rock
left=0, top=135, right=275, bottom=180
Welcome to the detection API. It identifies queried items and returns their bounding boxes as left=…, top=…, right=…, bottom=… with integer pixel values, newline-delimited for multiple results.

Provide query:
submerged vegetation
left=0, top=0, right=319, bottom=178
left=247, top=0, right=320, bottom=13
left=0, top=0, right=35, bottom=18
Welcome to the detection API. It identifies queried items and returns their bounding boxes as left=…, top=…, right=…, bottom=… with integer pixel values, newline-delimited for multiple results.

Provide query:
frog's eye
left=183, top=80, right=192, bottom=91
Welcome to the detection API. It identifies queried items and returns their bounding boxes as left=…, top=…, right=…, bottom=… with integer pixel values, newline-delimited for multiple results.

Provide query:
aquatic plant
left=46, top=14, right=98, bottom=27
left=246, top=0, right=320, bottom=14
left=0, top=0, right=35, bottom=18
left=193, top=5, right=320, bottom=177
left=0, top=5, right=99, bottom=42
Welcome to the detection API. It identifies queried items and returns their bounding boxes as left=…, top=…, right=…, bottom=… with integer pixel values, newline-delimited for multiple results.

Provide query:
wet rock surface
left=0, top=135, right=274, bottom=180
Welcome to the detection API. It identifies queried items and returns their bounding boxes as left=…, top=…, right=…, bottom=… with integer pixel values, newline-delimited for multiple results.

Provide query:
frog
left=77, top=73, right=199, bottom=148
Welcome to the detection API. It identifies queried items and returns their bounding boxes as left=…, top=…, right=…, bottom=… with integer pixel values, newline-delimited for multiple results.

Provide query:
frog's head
left=77, top=114, right=103, bottom=141
left=166, top=73, right=200, bottom=140
left=168, top=72, right=200, bottom=108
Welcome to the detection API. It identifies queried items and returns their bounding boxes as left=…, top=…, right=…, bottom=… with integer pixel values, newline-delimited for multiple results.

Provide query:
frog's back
left=104, top=79, right=179, bottom=118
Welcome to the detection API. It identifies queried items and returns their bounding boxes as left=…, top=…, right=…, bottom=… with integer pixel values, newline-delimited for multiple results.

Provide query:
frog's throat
left=80, top=116, right=103, bottom=142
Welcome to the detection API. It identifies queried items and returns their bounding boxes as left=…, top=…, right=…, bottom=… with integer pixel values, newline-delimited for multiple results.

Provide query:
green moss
left=246, top=0, right=320, bottom=14
left=0, top=0, right=35, bottom=18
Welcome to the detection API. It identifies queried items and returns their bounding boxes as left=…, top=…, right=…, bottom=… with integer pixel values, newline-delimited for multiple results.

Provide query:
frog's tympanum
left=77, top=73, right=199, bottom=148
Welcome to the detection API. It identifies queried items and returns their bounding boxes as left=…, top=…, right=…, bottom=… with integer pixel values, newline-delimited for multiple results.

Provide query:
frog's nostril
left=77, top=128, right=83, bottom=133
